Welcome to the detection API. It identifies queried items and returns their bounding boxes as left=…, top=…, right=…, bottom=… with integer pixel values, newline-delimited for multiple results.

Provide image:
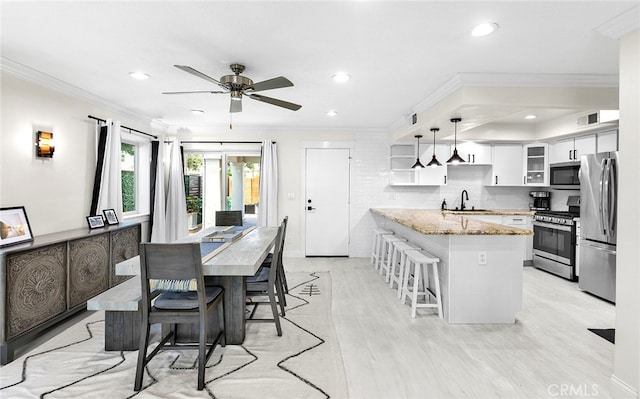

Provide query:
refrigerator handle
left=599, top=158, right=608, bottom=236
left=608, top=159, right=617, bottom=235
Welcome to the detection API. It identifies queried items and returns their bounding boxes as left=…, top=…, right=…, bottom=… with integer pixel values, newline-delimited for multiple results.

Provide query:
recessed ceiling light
left=191, top=109, right=205, bottom=115
left=471, top=23, right=499, bottom=37
left=331, top=72, right=350, bottom=83
left=326, top=110, right=338, bottom=117
left=129, top=71, right=150, bottom=80
left=525, top=114, right=537, bottom=120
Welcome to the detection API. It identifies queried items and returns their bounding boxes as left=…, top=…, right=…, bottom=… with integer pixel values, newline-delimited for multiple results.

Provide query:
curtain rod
left=178, top=140, right=271, bottom=144
left=88, top=115, right=158, bottom=139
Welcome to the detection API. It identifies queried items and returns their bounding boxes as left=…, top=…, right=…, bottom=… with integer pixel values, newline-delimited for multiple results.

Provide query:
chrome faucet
left=460, top=190, right=469, bottom=210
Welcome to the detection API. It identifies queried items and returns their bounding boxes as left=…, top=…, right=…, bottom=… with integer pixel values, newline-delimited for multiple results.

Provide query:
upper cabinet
left=417, top=144, right=449, bottom=185
left=453, top=142, right=492, bottom=164
left=523, top=143, right=549, bottom=186
left=549, top=135, right=596, bottom=164
left=490, top=144, right=524, bottom=186
left=596, top=129, right=618, bottom=152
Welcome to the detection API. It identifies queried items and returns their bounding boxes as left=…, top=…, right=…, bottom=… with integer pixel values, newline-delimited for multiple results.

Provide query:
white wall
left=612, top=29, right=640, bottom=398
left=0, top=72, right=150, bottom=239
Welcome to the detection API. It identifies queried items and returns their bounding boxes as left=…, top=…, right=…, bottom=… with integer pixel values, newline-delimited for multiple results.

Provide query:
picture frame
left=86, top=215, right=105, bottom=229
left=103, top=209, right=119, bottom=225
left=0, top=206, right=34, bottom=247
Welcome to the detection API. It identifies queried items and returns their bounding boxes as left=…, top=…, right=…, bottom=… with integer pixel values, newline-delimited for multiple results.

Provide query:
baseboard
left=611, top=374, right=638, bottom=398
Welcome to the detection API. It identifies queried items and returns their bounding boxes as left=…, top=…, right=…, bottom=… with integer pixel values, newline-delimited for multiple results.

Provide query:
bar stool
left=370, top=228, right=393, bottom=270
left=401, top=249, right=443, bottom=319
left=380, top=235, right=407, bottom=280
left=388, top=241, right=420, bottom=296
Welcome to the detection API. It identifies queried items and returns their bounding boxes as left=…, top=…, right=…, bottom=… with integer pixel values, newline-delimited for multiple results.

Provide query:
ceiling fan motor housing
left=220, top=74, right=253, bottom=90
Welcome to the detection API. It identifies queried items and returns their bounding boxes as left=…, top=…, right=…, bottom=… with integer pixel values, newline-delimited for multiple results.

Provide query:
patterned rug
left=0, top=272, right=347, bottom=399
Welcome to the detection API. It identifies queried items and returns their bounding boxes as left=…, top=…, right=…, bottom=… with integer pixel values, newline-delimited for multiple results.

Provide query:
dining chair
left=245, top=221, right=285, bottom=336
left=134, top=243, right=225, bottom=391
left=215, top=210, right=243, bottom=226
left=262, top=216, right=289, bottom=301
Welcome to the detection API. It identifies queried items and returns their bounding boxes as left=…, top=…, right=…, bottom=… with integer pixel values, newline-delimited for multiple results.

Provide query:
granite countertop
left=441, top=209, right=535, bottom=216
left=370, top=208, right=533, bottom=236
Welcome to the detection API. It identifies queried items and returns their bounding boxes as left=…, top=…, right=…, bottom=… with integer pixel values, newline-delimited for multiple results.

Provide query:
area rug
left=588, top=328, right=615, bottom=344
left=0, top=272, right=347, bottom=399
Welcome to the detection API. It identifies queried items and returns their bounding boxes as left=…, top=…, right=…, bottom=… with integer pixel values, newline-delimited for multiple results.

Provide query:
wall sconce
left=36, top=131, right=55, bottom=158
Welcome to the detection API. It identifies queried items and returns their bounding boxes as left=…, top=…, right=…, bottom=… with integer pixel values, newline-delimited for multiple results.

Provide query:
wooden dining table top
left=115, top=226, right=279, bottom=277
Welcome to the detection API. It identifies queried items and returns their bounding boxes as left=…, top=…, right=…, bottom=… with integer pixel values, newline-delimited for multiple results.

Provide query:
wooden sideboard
left=0, top=222, right=141, bottom=364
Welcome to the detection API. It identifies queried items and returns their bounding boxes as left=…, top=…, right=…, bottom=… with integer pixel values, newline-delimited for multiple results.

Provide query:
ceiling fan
left=163, top=64, right=302, bottom=113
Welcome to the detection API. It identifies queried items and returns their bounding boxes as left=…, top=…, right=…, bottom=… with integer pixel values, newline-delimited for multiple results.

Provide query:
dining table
left=95, top=225, right=279, bottom=347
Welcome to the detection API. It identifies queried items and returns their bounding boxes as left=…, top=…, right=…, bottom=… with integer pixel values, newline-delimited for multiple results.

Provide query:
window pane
left=121, top=142, right=136, bottom=213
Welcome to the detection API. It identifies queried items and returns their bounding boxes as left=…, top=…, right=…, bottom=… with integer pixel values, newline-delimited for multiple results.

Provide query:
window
left=121, top=142, right=136, bottom=213
left=120, top=132, right=150, bottom=217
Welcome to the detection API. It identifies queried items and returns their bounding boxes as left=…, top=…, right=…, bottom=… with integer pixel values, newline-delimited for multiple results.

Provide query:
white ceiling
left=1, top=1, right=637, bottom=138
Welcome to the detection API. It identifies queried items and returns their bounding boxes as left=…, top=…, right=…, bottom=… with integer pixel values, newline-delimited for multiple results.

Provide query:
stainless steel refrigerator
left=578, top=151, right=618, bottom=302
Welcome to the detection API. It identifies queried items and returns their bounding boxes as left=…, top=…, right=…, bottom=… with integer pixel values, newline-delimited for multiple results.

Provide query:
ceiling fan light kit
left=426, top=127, right=442, bottom=167
left=447, top=117, right=466, bottom=164
left=164, top=63, right=301, bottom=114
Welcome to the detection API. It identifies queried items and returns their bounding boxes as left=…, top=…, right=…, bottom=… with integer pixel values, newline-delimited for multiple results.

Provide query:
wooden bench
left=87, top=276, right=143, bottom=351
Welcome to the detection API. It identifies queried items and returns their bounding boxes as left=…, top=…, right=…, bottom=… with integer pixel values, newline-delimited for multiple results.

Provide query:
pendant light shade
left=447, top=117, right=466, bottom=164
left=426, top=127, right=442, bottom=167
left=411, top=134, right=425, bottom=168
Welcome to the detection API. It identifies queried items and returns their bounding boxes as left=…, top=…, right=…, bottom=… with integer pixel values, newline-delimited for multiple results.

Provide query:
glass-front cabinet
left=523, top=143, right=549, bottom=186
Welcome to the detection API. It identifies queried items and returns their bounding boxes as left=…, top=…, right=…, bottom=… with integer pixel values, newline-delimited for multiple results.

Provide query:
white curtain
left=96, top=119, right=123, bottom=221
left=150, top=141, right=167, bottom=243
left=258, top=140, right=278, bottom=227
left=165, top=141, right=188, bottom=242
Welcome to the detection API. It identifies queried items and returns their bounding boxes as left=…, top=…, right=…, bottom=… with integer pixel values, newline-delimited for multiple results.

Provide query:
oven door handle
left=533, top=221, right=573, bottom=232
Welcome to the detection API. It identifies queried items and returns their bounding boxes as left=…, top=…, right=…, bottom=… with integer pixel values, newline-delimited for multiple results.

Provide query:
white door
left=305, top=148, right=350, bottom=256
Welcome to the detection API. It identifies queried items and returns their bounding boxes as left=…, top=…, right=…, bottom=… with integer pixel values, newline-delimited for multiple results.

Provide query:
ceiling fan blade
left=248, top=94, right=301, bottom=111
left=230, top=98, right=242, bottom=113
left=162, top=90, right=225, bottom=95
left=250, top=76, right=293, bottom=92
left=174, top=65, right=223, bottom=86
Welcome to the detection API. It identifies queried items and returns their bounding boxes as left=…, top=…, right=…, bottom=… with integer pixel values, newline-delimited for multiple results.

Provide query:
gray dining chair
left=215, top=210, right=243, bottom=226
left=134, top=242, right=225, bottom=391
left=245, top=221, right=285, bottom=336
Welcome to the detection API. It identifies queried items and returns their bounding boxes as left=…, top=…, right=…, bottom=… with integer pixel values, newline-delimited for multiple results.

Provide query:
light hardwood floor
left=292, top=257, right=615, bottom=399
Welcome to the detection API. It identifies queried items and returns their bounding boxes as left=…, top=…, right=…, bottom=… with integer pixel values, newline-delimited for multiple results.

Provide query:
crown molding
left=595, top=5, right=640, bottom=39
left=387, top=72, right=619, bottom=131
left=1, top=56, right=156, bottom=128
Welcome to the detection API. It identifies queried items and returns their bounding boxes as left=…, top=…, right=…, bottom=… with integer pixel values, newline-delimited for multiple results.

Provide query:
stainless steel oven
left=532, top=211, right=577, bottom=280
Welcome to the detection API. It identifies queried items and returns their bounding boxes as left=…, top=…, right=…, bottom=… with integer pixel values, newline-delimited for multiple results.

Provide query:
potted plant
left=186, top=196, right=202, bottom=230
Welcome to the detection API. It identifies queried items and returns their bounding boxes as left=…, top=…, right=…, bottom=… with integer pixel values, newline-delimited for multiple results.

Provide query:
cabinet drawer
left=502, top=216, right=528, bottom=225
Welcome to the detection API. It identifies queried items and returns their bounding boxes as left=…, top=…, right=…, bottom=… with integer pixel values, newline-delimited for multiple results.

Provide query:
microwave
left=550, top=162, right=581, bottom=189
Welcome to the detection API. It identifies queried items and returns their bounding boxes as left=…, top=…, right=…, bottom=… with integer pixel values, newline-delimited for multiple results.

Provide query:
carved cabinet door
left=110, top=226, right=140, bottom=286
left=6, top=243, right=67, bottom=339
left=69, top=234, right=110, bottom=308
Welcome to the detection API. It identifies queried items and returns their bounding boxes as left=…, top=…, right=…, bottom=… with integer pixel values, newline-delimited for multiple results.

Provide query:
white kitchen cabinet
left=490, top=144, right=523, bottom=186
left=596, top=129, right=618, bottom=152
left=468, top=215, right=503, bottom=224
left=502, top=215, right=533, bottom=262
left=550, top=135, right=596, bottom=163
left=416, top=144, right=448, bottom=185
left=523, top=143, right=549, bottom=186
left=453, top=142, right=492, bottom=165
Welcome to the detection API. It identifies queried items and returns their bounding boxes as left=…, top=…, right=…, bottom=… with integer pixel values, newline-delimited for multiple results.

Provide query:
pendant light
left=447, top=117, right=465, bottom=164
left=426, top=128, right=442, bottom=167
left=411, top=134, right=425, bottom=168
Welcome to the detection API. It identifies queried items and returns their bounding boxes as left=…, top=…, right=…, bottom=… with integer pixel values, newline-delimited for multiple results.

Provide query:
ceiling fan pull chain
left=229, top=113, right=233, bottom=130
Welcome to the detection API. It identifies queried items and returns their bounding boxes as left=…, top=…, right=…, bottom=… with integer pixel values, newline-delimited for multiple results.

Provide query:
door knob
left=307, top=206, right=316, bottom=211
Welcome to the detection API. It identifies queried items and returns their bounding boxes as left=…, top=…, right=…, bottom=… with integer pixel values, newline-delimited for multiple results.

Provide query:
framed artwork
left=103, top=209, right=119, bottom=225
left=0, top=206, right=34, bottom=247
left=86, top=215, right=105, bottom=229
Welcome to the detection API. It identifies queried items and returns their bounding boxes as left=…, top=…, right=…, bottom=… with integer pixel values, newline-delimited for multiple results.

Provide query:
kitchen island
left=370, top=208, right=533, bottom=324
